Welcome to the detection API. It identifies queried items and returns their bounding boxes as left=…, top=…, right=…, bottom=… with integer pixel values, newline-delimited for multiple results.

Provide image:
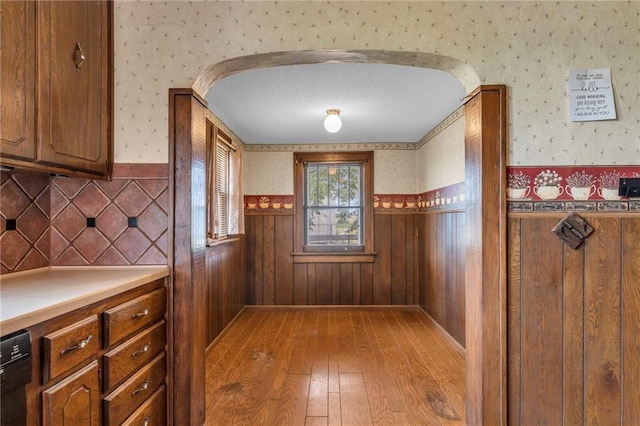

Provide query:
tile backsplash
left=0, top=164, right=169, bottom=274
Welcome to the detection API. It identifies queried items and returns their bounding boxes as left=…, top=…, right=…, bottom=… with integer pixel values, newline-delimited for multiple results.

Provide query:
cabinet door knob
left=60, top=334, right=93, bottom=355
left=74, top=42, right=85, bottom=72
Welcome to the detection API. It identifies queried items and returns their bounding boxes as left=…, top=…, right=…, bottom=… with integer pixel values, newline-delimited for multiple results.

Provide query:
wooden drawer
left=104, top=353, right=166, bottom=425
left=103, top=320, right=166, bottom=392
left=103, top=287, right=165, bottom=347
left=121, top=385, right=166, bottom=426
left=43, top=315, right=100, bottom=383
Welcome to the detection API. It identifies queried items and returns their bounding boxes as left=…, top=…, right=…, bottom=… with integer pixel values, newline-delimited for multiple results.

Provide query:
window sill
left=291, top=252, right=376, bottom=263
left=206, top=237, right=240, bottom=247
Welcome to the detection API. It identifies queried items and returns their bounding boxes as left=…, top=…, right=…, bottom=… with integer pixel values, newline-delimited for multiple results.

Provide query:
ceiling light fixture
left=323, top=109, right=342, bottom=133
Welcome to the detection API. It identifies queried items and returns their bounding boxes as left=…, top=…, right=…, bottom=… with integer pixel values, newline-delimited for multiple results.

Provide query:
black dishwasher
left=0, top=330, right=32, bottom=426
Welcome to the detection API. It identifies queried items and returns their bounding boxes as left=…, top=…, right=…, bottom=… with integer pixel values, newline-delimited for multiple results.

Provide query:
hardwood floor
left=204, top=308, right=466, bottom=425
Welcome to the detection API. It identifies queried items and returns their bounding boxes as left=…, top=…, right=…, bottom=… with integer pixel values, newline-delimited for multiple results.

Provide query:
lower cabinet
left=33, top=279, right=167, bottom=426
left=42, top=361, right=100, bottom=426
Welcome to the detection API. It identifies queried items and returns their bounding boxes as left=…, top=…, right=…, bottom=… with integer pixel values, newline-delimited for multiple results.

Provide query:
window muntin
left=304, top=162, right=363, bottom=249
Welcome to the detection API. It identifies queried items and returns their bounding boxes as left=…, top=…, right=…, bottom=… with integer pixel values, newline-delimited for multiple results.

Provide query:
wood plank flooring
left=204, top=308, right=466, bottom=425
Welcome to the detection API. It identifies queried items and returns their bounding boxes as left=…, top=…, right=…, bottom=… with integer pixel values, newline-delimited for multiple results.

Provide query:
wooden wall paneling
left=263, top=216, right=276, bottom=305
left=416, top=216, right=427, bottom=309
left=275, top=215, right=294, bottom=305
left=622, top=218, right=640, bottom=423
left=352, top=264, right=361, bottom=305
left=293, top=263, right=308, bottom=305
left=360, top=263, right=373, bottom=305
left=585, top=218, right=622, bottom=424
left=307, top=263, right=317, bottom=305
left=436, top=214, right=446, bottom=327
left=563, top=231, right=585, bottom=425
left=464, top=85, right=507, bottom=425
left=331, top=264, right=341, bottom=305
left=520, top=217, right=564, bottom=424
left=373, top=214, right=392, bottom=304
left=405, top=214, right=416, bottom=305
left=427, top=215, right=437, bottom=317
left=445, top=214, right=455, bottom=335
left=340, top=263, right=353, bottom=305
left=391, top=215, right=407, bottom=305
left=453, top=212, right=467, bottom=347
left=254, top=215, right=264, bottom=305
left=169, top=89, right=208, bottom=425
left=245, top=216, right=256, bottom=304
left=315, top=263, right=332, bottom=305
left=507, top=217, right=521, bottom=426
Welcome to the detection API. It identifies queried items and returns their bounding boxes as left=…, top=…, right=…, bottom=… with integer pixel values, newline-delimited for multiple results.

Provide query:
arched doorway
left=169, top=50, right=506, bottom=425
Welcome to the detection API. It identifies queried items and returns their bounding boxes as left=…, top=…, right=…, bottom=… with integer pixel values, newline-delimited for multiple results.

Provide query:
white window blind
left=215, top=141, right=230, bottom=239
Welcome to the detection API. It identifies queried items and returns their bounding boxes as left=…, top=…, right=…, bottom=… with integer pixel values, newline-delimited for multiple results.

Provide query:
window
left=206, top=121, right=233, bottom=241
left=294, top=152, right=374, bottom=262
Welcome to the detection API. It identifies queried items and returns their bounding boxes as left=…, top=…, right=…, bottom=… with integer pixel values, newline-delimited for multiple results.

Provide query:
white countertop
left=0, top=266, right=170, bottom=336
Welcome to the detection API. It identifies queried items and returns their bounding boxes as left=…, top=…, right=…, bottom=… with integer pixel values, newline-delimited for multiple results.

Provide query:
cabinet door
left=37, top=1, right=111, bottom=176
left=43, top=360, right=100, bottom=426
left=0, top=1, right=36, bottom=162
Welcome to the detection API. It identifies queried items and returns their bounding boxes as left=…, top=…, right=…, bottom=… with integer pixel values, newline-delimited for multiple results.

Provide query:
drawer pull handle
left=60, top=334, right=93, bottom=355
left=143, top=415, right=151, bottom=426
left=131, top=378, right=151, bottom=396
left=74, top=42, right=85, bottom=72
left=132, top=307, right=151, bottom=319
left=132, top=343, right=151, bottom=357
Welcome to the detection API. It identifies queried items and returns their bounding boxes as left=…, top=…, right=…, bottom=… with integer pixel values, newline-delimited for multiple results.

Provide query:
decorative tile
left=508, top=202, right=534, bottom=212
left=1, top=171, right=9, bottom=185
left=52, top=205, right=86, bottom=241
left=598, top=202, right=628, bottom=211
left=0, top=232, right=31, bottom=270
left=138, top=179, right=168, bottom=199
left=17, top=205, right=49, bottom=242
left=96, top=204, right=128, bottom=241
left=15, top=249, right=48, bottom=272
left=13, top=173, right=49, bottom=199
left=53, top=247, right=89, bottom=266
left=73, top=183, right=110, bottom=217
left=112, top=163, right=168, bottom=179
left=94, top=247, right=130, bottom=266
left=73, top=228, right=110, bottom=262
left=52, top=177, right=89, bottom=199
left=156, top=189, right=169, bottom=214
left=565, top=202, right=597, bottom=211
left=534, top=202, right=565, bottom=212
left=137, top=246, right=166, bottom=265
left=155, top=231, right=168, bottom=256
left=114, top=228, right=151, bottom=262
left=34, top=187, right=51, bottom=219
left=0, top=179, right=31, bottom=218
left=138, top=203, right=168, bottom=240
left=35, top=229, right=51, bottom=259
left=49, top=185, right=70, bottom=219
left=95, top=179, right=128, bottom=198
left=629, top=201, right=640, bottom=211
left=49, top=228, right=70, bottom=262
left=114, top=182, right=152, bottom=216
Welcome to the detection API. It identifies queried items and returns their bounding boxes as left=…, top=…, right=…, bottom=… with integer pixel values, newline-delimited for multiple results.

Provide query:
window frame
left=293, top=151, right=375, bottom=263
left=206, top=120, right=233, bottom=243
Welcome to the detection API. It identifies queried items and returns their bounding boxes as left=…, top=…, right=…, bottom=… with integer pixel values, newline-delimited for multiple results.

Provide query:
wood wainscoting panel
left=417, top=211, right=466, bottom=348
left=622, top=218, right=640, bottom=424
left=508, top=214, right=640, bottom=426
left=245, top=213, right=419, bottom=306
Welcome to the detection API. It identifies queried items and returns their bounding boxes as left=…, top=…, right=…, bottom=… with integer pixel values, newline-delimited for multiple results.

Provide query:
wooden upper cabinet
left=0, top=1, right=112, bottom=177
left=0, top=1, right=36, bottom=162
left=37, top=0, right=112, bottom=176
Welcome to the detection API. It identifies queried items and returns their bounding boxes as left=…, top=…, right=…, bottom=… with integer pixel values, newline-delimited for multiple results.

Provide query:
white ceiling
left=204, top=62, right=466, bottom=145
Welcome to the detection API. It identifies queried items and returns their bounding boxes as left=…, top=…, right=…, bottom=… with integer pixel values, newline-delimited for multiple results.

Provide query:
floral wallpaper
left=243, top=151, right=293, bottom=195
left=114, top=1, right=639, bottom=167
left=417, top=111, right=465, bottom=193
left=374, top=150, right=416, bottom=195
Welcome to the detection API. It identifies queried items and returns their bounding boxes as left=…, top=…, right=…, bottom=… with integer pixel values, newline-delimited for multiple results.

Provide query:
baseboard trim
left=205, top=306, right=247, bottom=355
left=417, top=307, right=466, bottom=357
left=243, top=304, right=423, bottom=312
